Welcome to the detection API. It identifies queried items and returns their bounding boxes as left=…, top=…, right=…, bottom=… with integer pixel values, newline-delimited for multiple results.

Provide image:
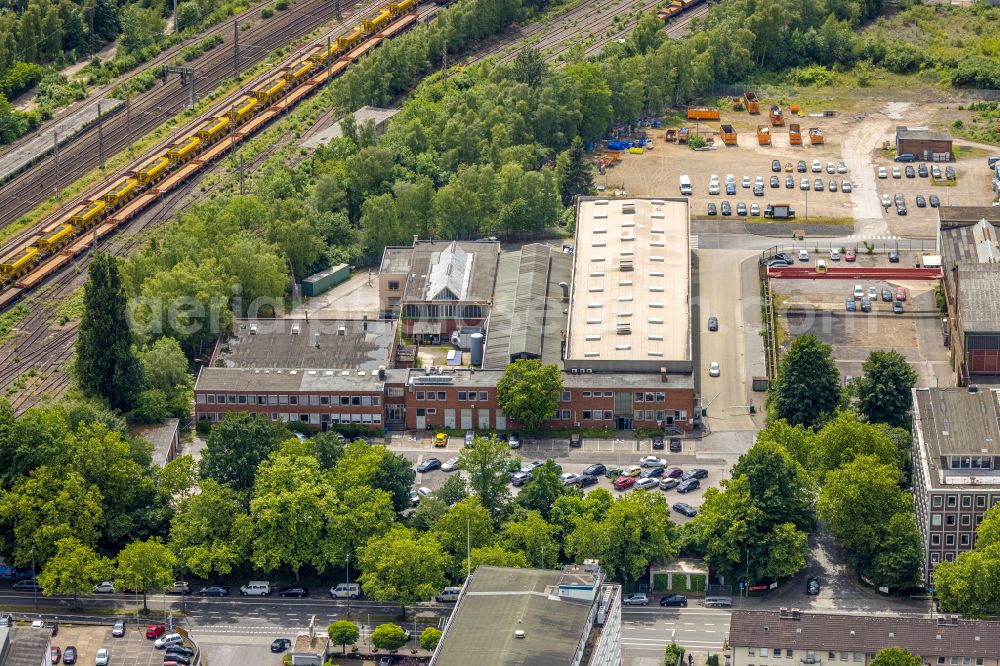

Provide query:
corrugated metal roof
left=941, top=220, right=1000, bottom=333
left=426, top=241, right=472, bottom=300
left=509, top=244, right=551, bottom=359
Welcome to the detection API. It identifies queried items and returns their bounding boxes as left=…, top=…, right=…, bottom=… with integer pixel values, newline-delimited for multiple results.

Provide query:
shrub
left=261, top=6, right=273, bottom=17
left=275, top=0, right=288, bottom=10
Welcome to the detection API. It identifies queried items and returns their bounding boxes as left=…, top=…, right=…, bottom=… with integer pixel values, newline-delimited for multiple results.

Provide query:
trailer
left=764, top=203, right=796, bottom=219
left=678, top=127, right=689, bottom=144
left=744, top=91, right=760, bottom=114
left=756, top=126, right=771, bottom=146
left=720, top=124, right=737, bottom=146
left=789, top=123, right=802, bottom=145
left=769, top=105, right=784, bottom=127
left=687, top=106, right=720, bottom=120
left=809, top=128, right=824, bottom=145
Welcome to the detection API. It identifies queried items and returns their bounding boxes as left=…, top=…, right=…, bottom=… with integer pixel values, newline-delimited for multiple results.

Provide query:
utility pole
left=229, top=104, right=236, bottom=153
left=31, top=546, right=37, bottom=611
left=173, top=0, right=178, bottom=33
left=52, top=131, right=59, bottom=193
left=335, top=0, right=340, bottom=20
left=234, top=20, right=240, bottom=80
left=239, top=155, right=245, bottom=195
left=326, top=36, right=332, bottom=80
left=163, top=65, right=195, bottom=111
left=97, top=103, right=105, bottom=171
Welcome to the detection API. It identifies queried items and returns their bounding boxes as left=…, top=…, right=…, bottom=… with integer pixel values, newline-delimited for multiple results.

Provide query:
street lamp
left=178, top=548, right=185, bottom=615
left=30, top=546, right=37, bottom=610
left=345, top=553, right=351, bottom=618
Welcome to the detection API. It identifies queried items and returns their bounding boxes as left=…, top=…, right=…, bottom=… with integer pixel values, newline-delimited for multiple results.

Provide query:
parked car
left=785, top=162, right=793, bottom=172
left=750, top=203, right=760, bottom=216
left=677, top=478, right=700, bottom=493
left=154, top=633, right=183, bottom=649
left=62, top=646, right=77, bottom=664
left=774, top=252, right=794, bottom=264
left=845, top=248, right=856, bottom=262
left=277, top=586, right=308, bottom=598
left=845, top=299, right=856, bottom=312
left=932, top=164, right=941, bottom=179
left=785, top=175, right=794, bottom=188
left=877, top=166, right=887, bottom=179
left=634, top=478, right=659, bottom=490
left=829, top=248, right=840, bottom=261
left=508, top=432, right=521, bottom=449
left=707, top=202, right=717, bottom=216
left=796, top=160, right=806, bottom=172
left=271, top=639, right=292, bottom=653
left=683, top=468, right=709, bottom=480
left=853, top=284, right=864, bottom=299
left=640, top=456, right=667, bottom=468
left=770, top=176, right=779, bottom=188
left=737, top=202, right=747, bottom=216
left=13, top=579, right=41, bottom=592
left=510, top=471, right=532, bottom=487
left=880, top=193, right=891, bottom=208
left=837, top=161, right=847, bottom=174
left=828, top=179, right=837, bottom=192
left=881, top=287, right=892, bottom=302
left=811, top=159, right=822, bottom=173
left=569, top=433, right=582, bottom=448
left=50, top=647, right=60, bottom=665
left=916, top=194, right=926, bottom=207
left=640, top=466, right=666, bottom=479
left=894, top=193, right=905, bottom=206
left=768, top=259, right=790, bottom=268
left=946, top=166, right=956, bottom=180
left=813, top=178, right=824, bottom=191
left=904, top=165, right=915, bottom=178
left=659, top=478, right=680, bottom=490
left=145, top=625, right=166, bottom=640
left=577, top=474, right=599, bottom=488
left=523, top=460, right=545, bottom=472
left=198, top=586, right=230, bottom=597
left=861, top=297, right=871, bottom=313
left=669, top=439, right=682, bottom=453
left=930, top=194, right=940, bottom=208
left=842, top=180, right=852, bottom=193
left=672, top=503, right=698, bottom=517
left=888, top=251, right=900, bottom=263
left=165, top=647, right=194, bottom=658
left=753, top=184, right=764, bottom=197
left=893, top=300, right=904, bottom=314
left=891, top=166, right=901, bottom=178
left=621, top=465, right=642, bottom=477
left=652, top=436, right=664, bottom=450
left=95, top=649, right=109, bottom=666
left=897, top=204, right=907, bottom=216
left=93, top=582, right=115, bottom=594
left=416, top=458, right=441, bottom=473
left=433, top=433, right=448, bottom=448
left=721, top=201, right=732, bottom=216
left=806, top=577, right=820, bottom=595
left=583, top=463, right=607, bottom=477
left=800, top=178, right=810, bottom=191
left=919, top=163, right=928, bottom=177
left=896, top=287, right=908, bottom=301
left=826, top=161, right=835, bottom=174
left=622, top=593, right=649, bottom=606
left=742, top=175, right=751, bottom=188
left=867, top=286, right=877, bottom=301
left=665, top=466, right=684, bottom=478
left=660, top=594, right=689, bottom=607
left=771, top=159, right=781, bottom=172
left=441, top=457, right=460, bottom=472
left=894, top=153, right=914, bottom=162
left=560, top=473, right=580, bottom=486
left=709, top=361, right=720, bottom=377
left=613, top=476, right=636, bottom=490
left=111, top=621, right=125, bottom=638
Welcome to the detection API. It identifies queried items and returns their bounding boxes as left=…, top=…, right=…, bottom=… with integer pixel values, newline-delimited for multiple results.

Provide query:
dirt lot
left=600, top=97, right=999, bottom=238
left=770, top=255, right=952, bottom=388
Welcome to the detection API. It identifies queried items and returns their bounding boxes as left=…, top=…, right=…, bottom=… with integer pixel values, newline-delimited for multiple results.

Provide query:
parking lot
left=408, top=438, right=730, bottom=524
left=46, top=622, right=191, bottom=666
left=771, top=266, right=951, bottom=388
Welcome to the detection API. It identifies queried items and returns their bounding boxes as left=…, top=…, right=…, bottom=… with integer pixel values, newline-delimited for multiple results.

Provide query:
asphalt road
left=622, top=607, right=732, bottom=664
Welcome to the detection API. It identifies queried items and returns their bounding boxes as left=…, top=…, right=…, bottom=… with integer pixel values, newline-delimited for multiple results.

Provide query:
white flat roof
left=566, top=197, right=690, bottom=368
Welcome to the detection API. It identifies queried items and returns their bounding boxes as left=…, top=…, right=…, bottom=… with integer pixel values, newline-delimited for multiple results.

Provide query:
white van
left=329, top=582, right=361, bottom=599
left=240, top=581, right=270, bottom=596
left=679, top=175, right=692, bottom=196
left=435, top=586, right=462, bottom=602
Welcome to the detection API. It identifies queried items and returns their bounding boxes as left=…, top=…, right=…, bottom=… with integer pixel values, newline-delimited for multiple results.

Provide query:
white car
left=94, top=581, right=115, bottom=593
left=725, top=173, right=735, bottom=185
left=742, top=175, right=751, bottom=188
left=750, top=203, right=760, bottom=216
left=154, top=633, right=182, bottom=649
left=95, top=648, right=110, bottom=666
left=640, top=456, right=667, bottom=468
left=754, top=175, right=764, bottom=186
left=867, top=287, right=877, bottom=301
left=417, top=486, right=433, bottom=497
left=800, top=178, right=810, bottom=190
left=880, top=193, right=891, bottom=207
left=837, top=161, right=847, bottom=174
left=811, top=159, right=822, bottom=173
left=892, top=166, right=901, bottom=178
left=559, top=473, right=580, bottom=486
left=878, top=166, right=887, bottom=179
left=853, top=284, right=864, bottom=300
left=826, top=161, right=835, bottom=174
left=441, top=457, right=460, bottom=472
left=709, top=361, right=720, bottom=377
left=634, top=478, right=659, bottom=490
left=708, top=182, right=720, bottom=195
left=797, top=249, right=809, bottom=261
left=622, top=593, right=649, bottom=606
left=830, top=248, right=840, bottom=260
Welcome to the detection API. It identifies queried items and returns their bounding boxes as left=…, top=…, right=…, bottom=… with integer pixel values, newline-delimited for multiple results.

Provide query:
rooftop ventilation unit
left=617, top=322, right=631, bottom=335
left=620, top=259, right=634, bottom=272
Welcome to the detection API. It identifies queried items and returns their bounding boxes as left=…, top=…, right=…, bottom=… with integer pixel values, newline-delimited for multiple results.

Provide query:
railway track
left=0, top=0, right=391, bottom=230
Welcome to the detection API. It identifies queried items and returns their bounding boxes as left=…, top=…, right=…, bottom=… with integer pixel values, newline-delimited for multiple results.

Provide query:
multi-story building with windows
left=911, top=387, right=1000, bottom=582
left=728, top=609, right=1000, bottom=666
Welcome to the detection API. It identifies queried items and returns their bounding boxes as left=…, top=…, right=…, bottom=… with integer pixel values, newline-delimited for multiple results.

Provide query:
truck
left=756, top=126, right=771, bottom=146
left=764, top=203, right=796, bottom=219
left=679, top=175, right=692, bottom=196
left=720, top=124, right=737, bottom=146
left=665, top=129, right=677, bottom=142
left=744, top=92, right=760, bottom=114
left=678, top=127, right=689, bottom=144
left=769, top=105, right=784, bottom=126
left=809, top=128, right=825, bottom=145
left=687, top=106, right=720, bottom=120
left=789, top=124, right=802, bottom=145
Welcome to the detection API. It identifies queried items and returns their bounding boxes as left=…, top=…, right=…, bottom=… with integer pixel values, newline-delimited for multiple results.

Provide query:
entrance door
left=416, top=414, right=426, bottom=430
left=615, top=416, right=632, bottom=430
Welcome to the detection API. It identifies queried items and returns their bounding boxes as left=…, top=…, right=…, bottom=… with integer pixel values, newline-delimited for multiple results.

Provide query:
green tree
left=555, top=136, right=593, bottom=206
left=730, top=440, right=815, bottom=530
left=773, top=334, right=840, bottom=427
left=855, top=350, right=917, bottom=428
left=516, top=460, right=573, bottom=518
left=870, top=648, right=922, bottom=666
left=931, top=505, right=1000, bottom=616
left=419, top=626, right=443, bottom=651
left=75, top=253, right=142, bottom=412
left=118, top=4, right=163, bottom=54
left=463, top=545, right=530, bottom=573
left=332, top=441, right=415, bottom=512
left=328, top=620, right=360, bottom=655
left=811, top=411, right=897, bottom=476
left=358, top=525, right=448, bottom=616
left=871, top=512, right=923, bottom=591
left=371, top=623, right=409, bottom=652
left=432, top=497, right=495, bottom=558
left=137, top=337, right=192, bottom=417
left=434, top=474, right=468, bottom=506
left=157, top=455, right=199, bottom=505
left=200, top=413, right=286, bottom=494
left=457, top=436, right=512, bottom=518
left=496, top=359, right=562, bottom=432
left=501, top=509, right=559, bottom=568
left=115, top=538, right=176, bottom=612
left=510, top=47, right=546, bottom=87
left=169, top=479, right=250, bottom=579
left=37, top=537, right=112, bottom=608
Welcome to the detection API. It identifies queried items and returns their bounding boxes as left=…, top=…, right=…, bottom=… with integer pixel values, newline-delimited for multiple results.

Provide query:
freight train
left=657, top=0, right=706, bottom=21
left=0, top=0, right=422, bottom=289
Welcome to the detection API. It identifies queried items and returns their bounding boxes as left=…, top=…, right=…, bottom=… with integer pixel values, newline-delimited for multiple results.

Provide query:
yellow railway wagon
left=135, top=156, right=170, bottom=186
left=285, top=60, right=313, bottom=85
left=1, top=246, right=39, bottom=278
left=197, top=116, right=231, bottom=143
left=308, top=44, right=337, bottom=65
left=103, top=177, right=139, bottom=208
left=390, top=0, right=418, bottom=13
left=233, top=96, right=258, bottom=124
left=167, top=136, right=202, bottom=163
left=338, top=25, right=365, bottom=51
left=37, top=223, right=74, bottom=252
left=363, top=9, right=391, bottom=31
left=70, top=200, right=107, bottom=229
left=252, top=77, right=286, bottom=104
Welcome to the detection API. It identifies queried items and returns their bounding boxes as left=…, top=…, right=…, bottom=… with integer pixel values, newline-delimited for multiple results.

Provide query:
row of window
left=414, top=390, right=491, bottom=401
left=747, top=660, right=985, bottom=666
left=931, top=494, right=999, bottom=509
left=197, top=393, right=381, bottom=407
left=947, top=456, right=993, bottom=470
left=198, top=412, right=382, bottom=424
left=931, top=533, right=971, bottom=547
left=930, top=513, right=983, bottom=528
left=402, top=304, right=486, bottom=319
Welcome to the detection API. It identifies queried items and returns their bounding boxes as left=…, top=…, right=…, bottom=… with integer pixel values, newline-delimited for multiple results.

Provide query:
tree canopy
left=773, top=335, right=840, bottom=427
left=496, top=360, right=562, bottom=431
left=854, top=350, right=918, bottom=428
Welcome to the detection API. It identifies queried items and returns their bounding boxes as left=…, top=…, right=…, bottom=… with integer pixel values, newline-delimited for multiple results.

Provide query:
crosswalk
left=690, top=234, right=699, bottom=249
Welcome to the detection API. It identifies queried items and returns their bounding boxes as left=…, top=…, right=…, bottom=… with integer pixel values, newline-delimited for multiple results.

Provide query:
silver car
left=622, top=593, right=650, bottom=606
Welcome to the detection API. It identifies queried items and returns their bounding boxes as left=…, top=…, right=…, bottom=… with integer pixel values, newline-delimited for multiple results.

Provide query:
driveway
left=841, top=107, right=894, bottom=237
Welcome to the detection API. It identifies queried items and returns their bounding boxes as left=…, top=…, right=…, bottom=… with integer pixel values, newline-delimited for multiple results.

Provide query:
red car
left=146, top=625, right=166, bottom=639
left=845, top=248, right=857, bottom=262
left=665, top=467, right=684, bottom=478
left=895, top=287, right=907, bottom=301
left=613, top=476, right=636, bottom=490
left=50, top=647, right=60, bottom=664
